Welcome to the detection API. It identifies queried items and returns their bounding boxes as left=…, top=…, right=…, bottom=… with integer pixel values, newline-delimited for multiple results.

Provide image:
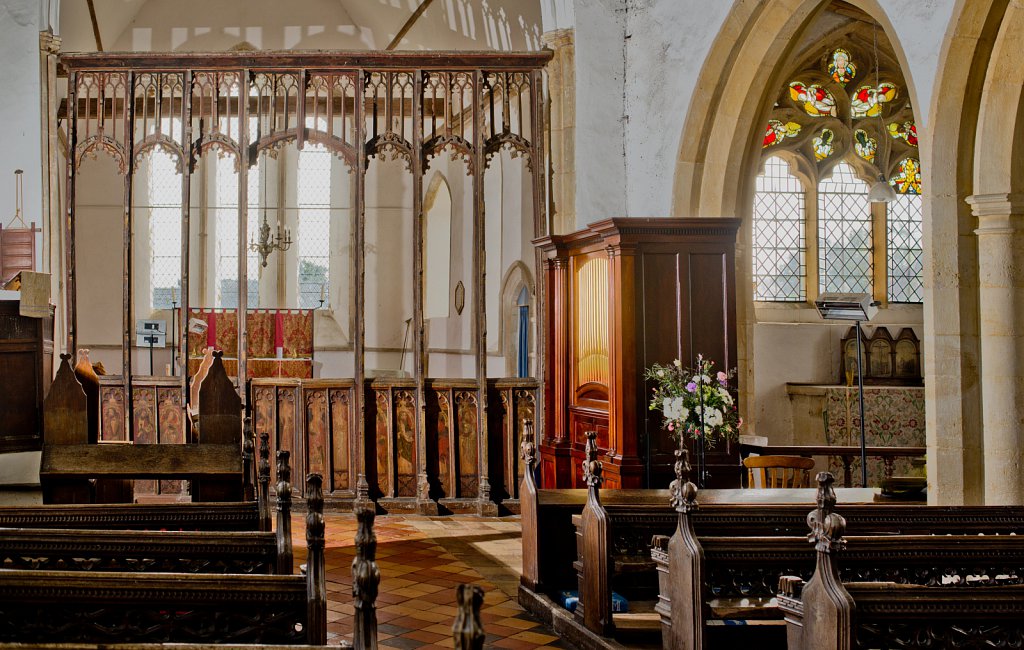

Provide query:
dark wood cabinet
left=536, top=218, right=741, bottom=489
left=0, top=300, right=54, bottom=453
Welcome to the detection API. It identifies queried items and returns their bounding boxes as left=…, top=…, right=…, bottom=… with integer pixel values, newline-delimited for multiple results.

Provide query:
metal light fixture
left=867, top=22, right=897, bottom=204
left=248, top=155, right=293, bottom=268
left=814, top=292, right=879, bottom=487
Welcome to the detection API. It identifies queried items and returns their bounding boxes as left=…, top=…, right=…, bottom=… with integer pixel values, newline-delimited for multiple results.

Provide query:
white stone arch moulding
left=497, top=260, right=536, bottom=373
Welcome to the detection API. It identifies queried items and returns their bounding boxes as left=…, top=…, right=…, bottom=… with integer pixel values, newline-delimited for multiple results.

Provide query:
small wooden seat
left=743, top=455, right=815, bottom=488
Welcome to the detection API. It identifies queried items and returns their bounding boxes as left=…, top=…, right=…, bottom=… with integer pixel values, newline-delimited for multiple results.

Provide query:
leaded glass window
left=297, top=143, right=331, bottom=309
left=887, top=194, right=922, bottom=302
left=214, top=155, right=259, bottom=309
left=818, top=162, right=872, bottom=294
left=148, top=150, right=182, bottom=310
left=757, top=29, right=923, bottom=304
left=753, top=157, right=806, bottom=301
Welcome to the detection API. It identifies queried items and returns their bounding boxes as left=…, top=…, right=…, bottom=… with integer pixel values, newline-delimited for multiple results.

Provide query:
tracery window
left=147, top=150, right=182, bottom=310
left=755, top=38, right=922, bottom=303
left=214, top=156, right=260, bottom=308
left=297, top=144, right=332, bottom=309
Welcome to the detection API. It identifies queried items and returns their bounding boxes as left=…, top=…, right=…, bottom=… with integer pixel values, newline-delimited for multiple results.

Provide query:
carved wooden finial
left=212, top=349, right=224, bottom=359
left=521, top=419, right=536, bottom=469
left=669, top=443, right=698, bottom=514
left=242, top=416, right=255, bottom=501
left=582, top=430, right=602, bottom=488
left=305, top=473, right=327, bottom=645
left=453, top=583, right=486, bottom=650
left=60, top=352, right=72, bottom=362
left=352, top=505, right=381, bottom=650
left=306, top=474, right=325, bottom=546
left=257, top=432, right=271, bottom=530
left=258, top=432, right=270, bottom=483
left=807, top=472, right=846, bottom=554
left=275, top=450, right=294, bottom=574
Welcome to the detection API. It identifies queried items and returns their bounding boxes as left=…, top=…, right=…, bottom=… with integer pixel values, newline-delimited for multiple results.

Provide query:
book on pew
left=559, top=590, right=628, bottom=613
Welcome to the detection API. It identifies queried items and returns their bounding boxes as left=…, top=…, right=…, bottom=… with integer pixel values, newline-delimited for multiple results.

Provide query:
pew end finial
left=352, top=503, right=381, bottom=650
left=453, top=583, right=486, bottom=650
left=582, top=430, right=603, bottom=488
left=305, top=473, right=327, bottom=645
left=275, top=450, right=294, bottom=574
left=258, top=432, right=272, bottom=531
left=808, top=471, right=846, bottom=554
left=669, top=439, right=698, bottom=513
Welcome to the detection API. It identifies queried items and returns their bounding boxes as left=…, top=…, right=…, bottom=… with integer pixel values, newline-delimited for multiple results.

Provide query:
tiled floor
left=292, top=514, right=568, bottom=649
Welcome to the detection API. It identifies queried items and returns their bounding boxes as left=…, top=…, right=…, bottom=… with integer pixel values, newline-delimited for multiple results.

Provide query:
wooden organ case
left=535, top=218, right=741, bottom=489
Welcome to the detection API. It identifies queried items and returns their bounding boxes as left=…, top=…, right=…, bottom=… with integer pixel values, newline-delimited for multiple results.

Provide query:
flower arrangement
left=644, top=354, right=741, bottom=445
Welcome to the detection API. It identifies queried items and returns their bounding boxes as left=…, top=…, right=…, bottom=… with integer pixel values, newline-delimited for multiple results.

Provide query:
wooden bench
left=519, top=424, right=1024, bottom=649
left=656, top=464, right=1024, bottom=650
left=40, top=352, right=246, bottom=504
left=777, top=477, right=1024, bottom=650
left=0, top=429, right=273, bottom=532
left=0, top=472, right=326, bottom=645
left=0, top=448, right=296, bottom=575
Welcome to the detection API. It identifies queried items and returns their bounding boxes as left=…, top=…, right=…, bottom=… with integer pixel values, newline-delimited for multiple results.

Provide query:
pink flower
left=717, top=371, right=728, bottom=384
left=668, top=423, right=675, bottom=431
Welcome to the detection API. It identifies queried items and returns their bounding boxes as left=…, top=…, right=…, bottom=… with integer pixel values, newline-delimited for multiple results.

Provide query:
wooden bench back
left=743, top=454, right=815, bottom=488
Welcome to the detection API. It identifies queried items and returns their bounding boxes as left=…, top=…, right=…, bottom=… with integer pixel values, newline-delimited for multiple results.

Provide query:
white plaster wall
left=0, top=1, right=44, bottom=273
left=571, top=0, right=627, bottom=225
left=567, top=0, right=958, bottom=220
left=60, top=0, right=543, bottom=53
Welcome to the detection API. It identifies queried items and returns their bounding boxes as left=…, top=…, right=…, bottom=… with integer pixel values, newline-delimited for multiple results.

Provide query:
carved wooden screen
left=60, top=51, right=549, bottom=514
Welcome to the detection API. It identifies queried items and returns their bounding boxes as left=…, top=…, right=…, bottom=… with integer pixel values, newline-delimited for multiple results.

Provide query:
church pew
left=518, top=424, right=1024, bottom=647
left=777, top=477, right=1024, bottom=650
left=0, top=449, right=295, bottom=574
left=0, top=429, right=274, bottom=533
left=40, top=352, right=246, bottom=504
left=0, top=472, right=327, bottom=646
left=655, top=466, right=1024, bottom=650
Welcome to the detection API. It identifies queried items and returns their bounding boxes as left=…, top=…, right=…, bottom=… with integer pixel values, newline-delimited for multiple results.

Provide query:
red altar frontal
left=186, top=309, right=314, bottom=379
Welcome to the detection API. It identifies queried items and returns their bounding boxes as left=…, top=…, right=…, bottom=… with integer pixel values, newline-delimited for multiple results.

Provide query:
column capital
left=966, top=193, right=1024, bottom=217
left=541, top=28, right=574, bottom=50
left=39, top=30, right=61, bottom=54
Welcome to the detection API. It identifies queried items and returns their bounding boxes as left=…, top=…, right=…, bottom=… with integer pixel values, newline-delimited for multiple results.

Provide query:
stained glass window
left=818, top=162, right=872, bottom=294
left=851, top=82, right=898, bottom=118
left=214, top=153, right=260, bottom=309
left=789, top=81, right=838, bottom=117
left=854, top=129, right=877, bottom=163
left=888, top=121, right=918, bottom=146
left=753, top=157, right=806, bottom=301
left=812, top=129, right=835, bottom=160
left=764, top=120, right=801, bottom=148
left=890, top=157, right=921, bottom=195
left=887, top=194, right=923, bottom=302
left=297, top=143, right=332, bottom=309
left=148, top=149, right=181, bottom=310
left=828, top=48, right=856, bottom=86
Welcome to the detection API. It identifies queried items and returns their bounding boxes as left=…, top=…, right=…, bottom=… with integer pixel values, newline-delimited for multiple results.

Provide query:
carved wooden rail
left=740, top=443, right=926, bottom=487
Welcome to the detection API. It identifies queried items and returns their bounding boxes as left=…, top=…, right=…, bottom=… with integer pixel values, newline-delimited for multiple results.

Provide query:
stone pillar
left=968, top=193, right=1024, bottom=505
left=541, top=28, right=575, bottom=235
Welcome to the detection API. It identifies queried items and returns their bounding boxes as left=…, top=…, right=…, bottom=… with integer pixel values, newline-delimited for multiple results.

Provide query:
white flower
left=664, top=396, right=684, bottom=420
left=705, top=408, right=723, bottom=427
left=657, top=369, right=665, bottom=378
left=674, top=359, right=682, bottom=368
left=718, top=387, right=734, bottom=405
left=693, top=374, right=711, bottom=385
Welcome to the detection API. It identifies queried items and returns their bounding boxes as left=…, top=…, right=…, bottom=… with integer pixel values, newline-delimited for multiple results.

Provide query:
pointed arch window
left=756, top=33, right=922, bottom=304
left=147, top=149, right=182, bottom=310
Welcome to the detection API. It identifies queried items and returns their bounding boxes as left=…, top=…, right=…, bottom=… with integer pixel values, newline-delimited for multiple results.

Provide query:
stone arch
left=498, top=261, right=536, bottom=376
left=671, top=0, right=923, bottom=446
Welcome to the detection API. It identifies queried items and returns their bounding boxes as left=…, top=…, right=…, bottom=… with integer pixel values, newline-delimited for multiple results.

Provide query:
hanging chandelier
left=249, top=155, right=293, bottom=267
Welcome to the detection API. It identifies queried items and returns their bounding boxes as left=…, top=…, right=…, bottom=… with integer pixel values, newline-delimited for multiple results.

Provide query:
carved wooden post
left=242, top=416, right=255, bottom=502
left=275, top=450, right=294, bottom=575
left=666, top=438, right=705, bottom=650
left=519, top=420, right=541, bottom=591
left=352, top=505, right=380, bottom=650
left=453, top=583, right=485, bottom=650
left=305, top=473, right=327, bottom=645
left=797, top=472, right=854, bottom=650
left=258, top=432, right=271, bottom=532
left=577, top=430, right=612, bottom=635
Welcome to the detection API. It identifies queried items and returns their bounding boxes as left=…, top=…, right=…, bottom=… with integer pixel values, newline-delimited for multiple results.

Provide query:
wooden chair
left=743, top=455, right=815, bottom=488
